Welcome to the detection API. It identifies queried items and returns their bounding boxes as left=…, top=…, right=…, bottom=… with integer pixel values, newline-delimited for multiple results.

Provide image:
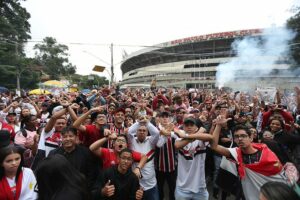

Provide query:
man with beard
left=174, top=107, right=185, bottom=128
left=92, top=148, right=144, bottom=200
left=89, top=134, right=147, bottom=178
left=49, top=127, right=97, bottom=190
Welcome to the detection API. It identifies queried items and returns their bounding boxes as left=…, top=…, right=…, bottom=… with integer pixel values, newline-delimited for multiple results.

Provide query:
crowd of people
left=0, top=84, right=300, bottom=200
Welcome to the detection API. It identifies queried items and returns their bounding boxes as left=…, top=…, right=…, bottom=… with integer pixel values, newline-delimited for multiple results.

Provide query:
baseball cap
left=184, top=117, right=197, bottom=125
left=7, top=111, right=17, bottom=116
left=192, top=100, right=199, bottom=104
left=190, top=109, right=200, bottom=114
left=41, top=102, right=48, bottom=107
left=159, top=111, right=170, bottom=117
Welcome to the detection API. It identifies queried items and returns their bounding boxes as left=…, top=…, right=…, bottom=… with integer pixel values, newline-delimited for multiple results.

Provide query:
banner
left=256, top=87, right=277, bottom=103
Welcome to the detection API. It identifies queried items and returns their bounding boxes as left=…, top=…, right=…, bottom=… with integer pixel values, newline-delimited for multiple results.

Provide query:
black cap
left=42, top=102, right=48, bottom=107
left=0, top=130, right=11, bottom=148
left=184, top=117, right=197, bottom=125
left=7, top=111, right=16, bottom=116
left=159, top=111, right=170, bottom=117
left=190, top=109, right=200, bottom=114
left=184, top=117, right=202, bottom=128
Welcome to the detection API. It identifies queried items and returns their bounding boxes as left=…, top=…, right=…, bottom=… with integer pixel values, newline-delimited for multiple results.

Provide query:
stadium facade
left=120, top=29, right=298, bottom=89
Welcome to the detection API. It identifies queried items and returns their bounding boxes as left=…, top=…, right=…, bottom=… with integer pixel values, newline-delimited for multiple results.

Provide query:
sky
left=22, top=0, right=300, bottom=82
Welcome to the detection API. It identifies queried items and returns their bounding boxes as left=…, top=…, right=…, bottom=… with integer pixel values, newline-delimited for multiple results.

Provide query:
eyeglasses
left=234, top=134, right=249, bottom=139
left=116, top=139, right=127, bottom=143
left=138, top=129, right=147, bottom=132
left=119, top=156, right=133, bottom=162
left=184, top=123, right=195, bottom=127
left=97, top=115, right=106, bottom=119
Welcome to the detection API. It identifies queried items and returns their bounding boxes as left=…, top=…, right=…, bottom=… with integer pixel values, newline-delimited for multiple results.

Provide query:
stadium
left=120, top=29, right=299, bottom=90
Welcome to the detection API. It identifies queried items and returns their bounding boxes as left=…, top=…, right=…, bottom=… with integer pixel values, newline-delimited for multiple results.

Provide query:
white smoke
left=216, top=26, right=296, bottom=90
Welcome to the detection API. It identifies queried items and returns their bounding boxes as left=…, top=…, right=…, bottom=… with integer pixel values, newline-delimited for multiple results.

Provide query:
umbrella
left=42, top=80, right=66, bottom=88
left=81, top=89, right=91, bottom=95
left=29, top=89, right=51, bottom=95
left=0, top=86, right=9, bottom=93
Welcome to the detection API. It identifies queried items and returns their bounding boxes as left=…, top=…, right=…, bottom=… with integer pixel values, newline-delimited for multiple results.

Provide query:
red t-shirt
left=82, top=124, right=105, bottom=147
left=0, top=122, right=16, bottom=141
left=100, top=148, right=142, bottom=169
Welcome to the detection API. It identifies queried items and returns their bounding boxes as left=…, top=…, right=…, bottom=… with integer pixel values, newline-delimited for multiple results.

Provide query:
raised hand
left=108, top=132, right=117, bottom=140
left=215, top=115, right=232, bottom=125
left=295, top=86, right=300, bottom=95
left=70, top=103, right=80, bottom=109
left=60, top=100, right=70, bottom=107
left=103, top=129, right=111, bottom=137
left=91, top=106, right=104, bottom=113
left=174, top=128, right=186, bottom=138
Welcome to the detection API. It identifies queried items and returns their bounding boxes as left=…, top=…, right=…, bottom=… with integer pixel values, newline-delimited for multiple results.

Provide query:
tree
left=70, top=74, right=109, bottom=89
left=0, top=0, right=36, bottom=90
left=0, top=0, right=31, bottom=64
left=287, top=6, right=300, bottom=65
left=34, top=37, right=76, bottom=80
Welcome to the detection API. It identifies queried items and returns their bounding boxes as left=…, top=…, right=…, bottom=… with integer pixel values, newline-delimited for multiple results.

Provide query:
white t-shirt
left=176, top=138, right=207, bottom=193
left=38, top=128, right=61, bottom=157
left=6, top=168, right=37, bottom=200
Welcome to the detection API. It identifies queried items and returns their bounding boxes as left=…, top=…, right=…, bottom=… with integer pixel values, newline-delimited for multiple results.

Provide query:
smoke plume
left=216, top=26, right=296, bottom=90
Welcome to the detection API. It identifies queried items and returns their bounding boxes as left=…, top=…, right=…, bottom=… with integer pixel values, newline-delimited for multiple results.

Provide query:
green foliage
left=287, top=6, right=300, bottom=65
left=69, top=74, right=109, bottom=89
left=0, top=0, right=31, bottom=64
left=0, top=58, right=41, bottom=90
left=34, top=37, right=76, bottom=80
left=0, top=0, right=35, bottom=89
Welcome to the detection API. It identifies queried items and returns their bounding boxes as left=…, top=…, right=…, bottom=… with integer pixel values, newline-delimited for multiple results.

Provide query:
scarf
left=236, top=143, right=283, bottom=179
left=0, top=171, right=23, bottom=200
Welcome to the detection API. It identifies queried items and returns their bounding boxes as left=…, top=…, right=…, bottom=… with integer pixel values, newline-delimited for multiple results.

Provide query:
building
left=120, top=29, right=299, bottom=90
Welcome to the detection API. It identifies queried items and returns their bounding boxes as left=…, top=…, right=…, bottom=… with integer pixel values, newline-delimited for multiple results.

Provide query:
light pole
left=110, top=43, right=114, bottom=85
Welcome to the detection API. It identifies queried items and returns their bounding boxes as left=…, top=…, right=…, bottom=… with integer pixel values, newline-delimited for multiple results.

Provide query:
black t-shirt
left=242, top=150, right=262, bottom=164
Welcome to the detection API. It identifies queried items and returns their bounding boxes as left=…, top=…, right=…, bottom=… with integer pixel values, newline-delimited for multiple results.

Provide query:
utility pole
left=110, top=43, right=114, bottom=85
left=15, top=43, right=21, bottom=96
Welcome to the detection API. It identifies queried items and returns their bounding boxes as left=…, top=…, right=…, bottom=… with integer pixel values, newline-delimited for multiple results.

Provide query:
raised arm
left=44, top=106, right=68, bottom=133
left=89, top=137, right=109, bottom=157
left=73, top=106, right=104, bottom=132
left=210, top=116, right=231, bottom=157
left=147, top=121, right=160, bottom=147
left=175, top=127, right=213, bottom=142
left=174, top=138, right=192, bottom=149
left=67, top=103, right=79, bottom=121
